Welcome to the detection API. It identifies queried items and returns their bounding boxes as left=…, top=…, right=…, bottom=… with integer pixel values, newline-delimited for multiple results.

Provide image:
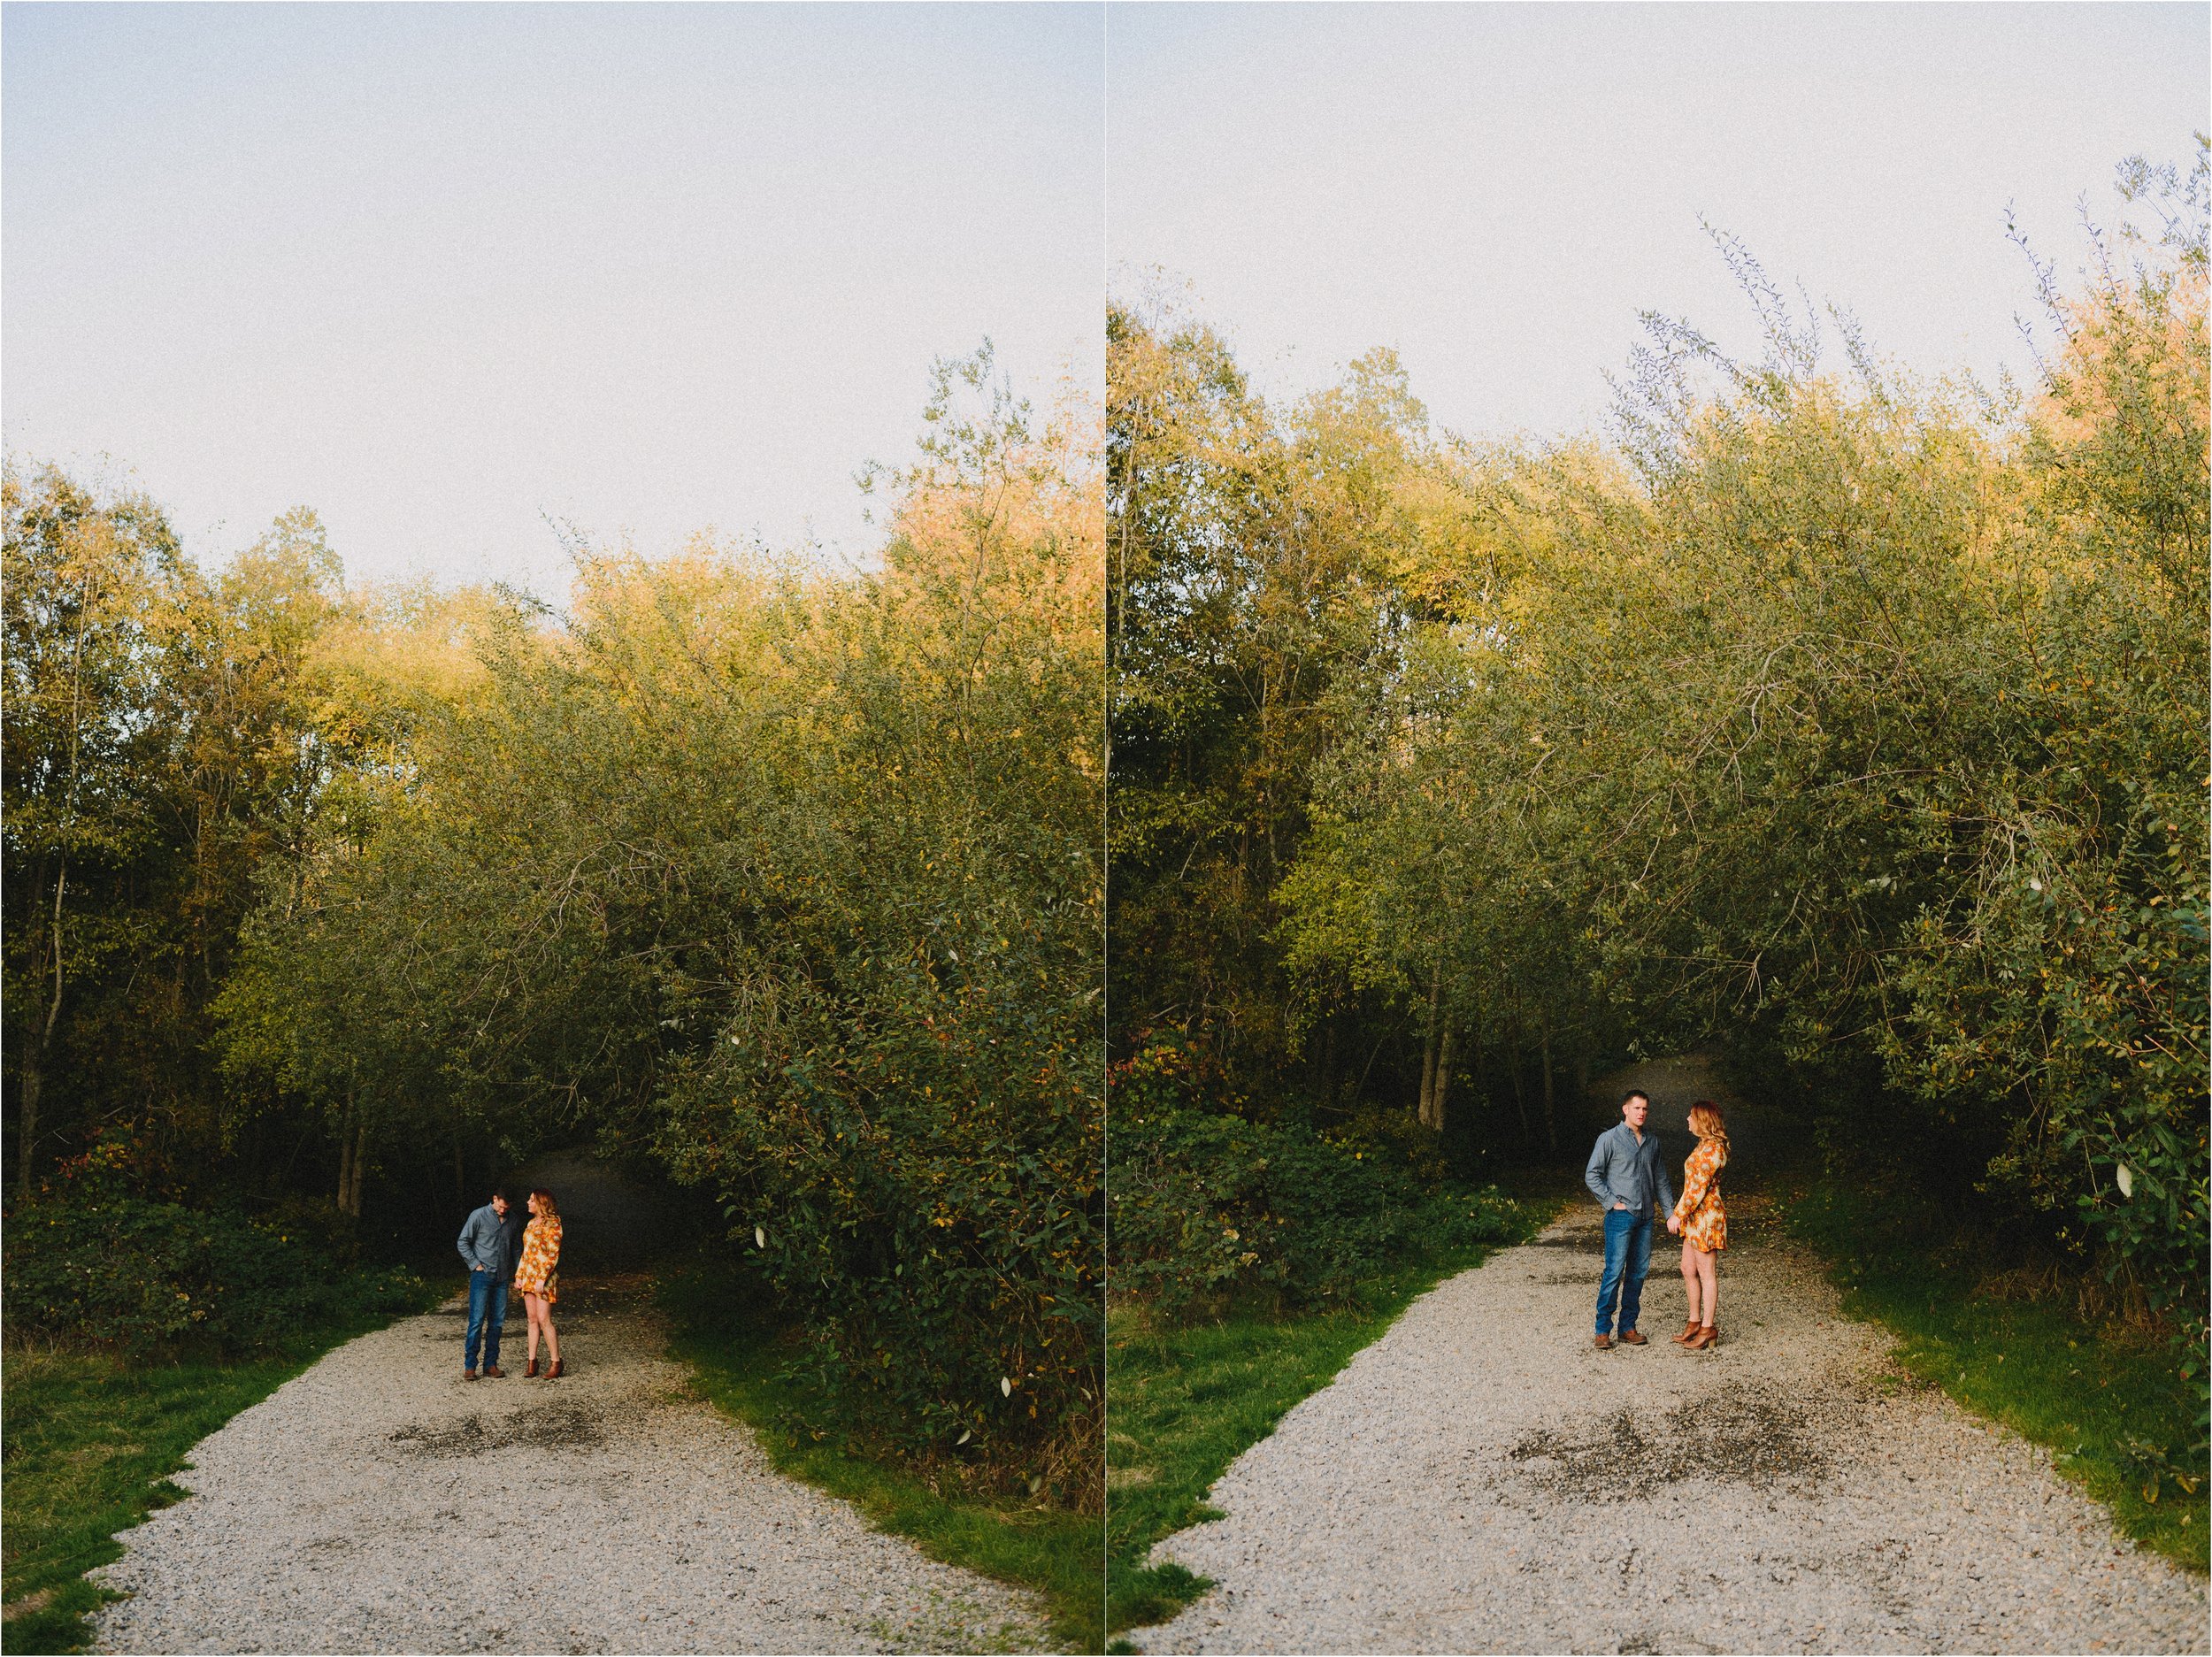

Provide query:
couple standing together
left=1585, top=1089, right=1729, bottom=1351
left=454, top=1187, right=566, bottom=1380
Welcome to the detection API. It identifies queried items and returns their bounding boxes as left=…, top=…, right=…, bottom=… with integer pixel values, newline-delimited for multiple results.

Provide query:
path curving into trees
left=1124, top=1085, right=2208, bottom=1655
left=90, top=1277, right=1044, bottom=1655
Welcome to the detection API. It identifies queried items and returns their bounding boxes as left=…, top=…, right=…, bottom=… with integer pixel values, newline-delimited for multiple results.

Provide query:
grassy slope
left=659, top=1264, right=1104, bottom=1654
left=1, top=1293, right=440, bottom=1657
left=1778, top=1174, right=2208, bottom=1573
left=1103, top=1179, right=1569, bottom=1642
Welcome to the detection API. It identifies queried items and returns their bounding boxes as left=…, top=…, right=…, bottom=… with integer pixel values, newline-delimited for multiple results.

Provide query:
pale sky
left=5, top=4, right=1105, bottom=594
left=12, top=5, right=2203, bottom=594
left=1107, top=4, right=2208, bottom=440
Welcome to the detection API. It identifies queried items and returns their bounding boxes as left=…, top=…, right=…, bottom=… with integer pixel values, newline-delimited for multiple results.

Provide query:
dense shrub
left=1110, top=1107, right=1519, bottom=1319
left=4, top=1193, right=426, bottom=1356
left=1110, top=1038, right=1518, bottom=1318
left=658, top=937, right=1101, bottom=1477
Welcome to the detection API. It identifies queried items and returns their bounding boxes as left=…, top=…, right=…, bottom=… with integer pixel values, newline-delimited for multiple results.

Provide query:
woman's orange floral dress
left=514, top=1215, right=562, bottom=1302
left=1671, top=1137, right=1728, bottom=1252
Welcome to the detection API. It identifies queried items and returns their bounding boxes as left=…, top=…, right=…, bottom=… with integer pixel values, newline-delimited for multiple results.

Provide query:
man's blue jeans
left=465, top=1270, right=510, bottom=1371
left=1595, top=1207, right=1653, bottom=1336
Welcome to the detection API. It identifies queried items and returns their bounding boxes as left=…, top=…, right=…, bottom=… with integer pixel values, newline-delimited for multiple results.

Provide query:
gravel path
left=91, top=1277, right=1044, bottom=1654
left=1126, top=1198, right=2208, bottom=1654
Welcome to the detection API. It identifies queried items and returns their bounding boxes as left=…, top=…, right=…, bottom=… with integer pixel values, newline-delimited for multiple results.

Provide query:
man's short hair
left=1620, top=1089, right=1651, bottom=1109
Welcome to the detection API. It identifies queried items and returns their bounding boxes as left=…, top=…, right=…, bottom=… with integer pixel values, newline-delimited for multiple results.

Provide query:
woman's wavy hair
left=528, top=1186, right=559, bottom=1218
left=1686, top=1101, right=1728, bottom=1146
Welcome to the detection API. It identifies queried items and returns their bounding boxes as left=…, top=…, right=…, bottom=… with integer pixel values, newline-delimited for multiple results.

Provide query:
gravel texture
left=91, top=1277, right=1044, bottom=1654
left=1126, top=1201, right=2208, bottom=1654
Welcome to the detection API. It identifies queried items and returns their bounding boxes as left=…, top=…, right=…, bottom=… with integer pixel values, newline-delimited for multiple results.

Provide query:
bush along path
left=1122, top=1198, right=2208, bottom=1655
left=87, top=1275, right=1047, bottom=1655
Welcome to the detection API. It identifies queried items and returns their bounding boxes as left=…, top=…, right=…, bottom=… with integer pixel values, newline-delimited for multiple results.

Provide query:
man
left=456, top=1189, right=519, bottom=1380
left=1584, top=1088, right=1676, bottom=1349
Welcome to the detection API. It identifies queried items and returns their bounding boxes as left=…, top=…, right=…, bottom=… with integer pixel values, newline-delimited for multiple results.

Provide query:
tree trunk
left=1432, top=1025, right=1455, bottom=1134
left=345, top=1120, right=367, bottom=1217
left=1509, top=1037, right=1532, bottom=1146
left=1417, top=959, right=1442, bottom=1126
left=1460, top=1026, right=1479, bottom=1133
left=1540, top=1025, right=1559, bottom=1155
left=17, top=1062, right=43, bottom=1201
left=19, top=868, right=68, bottom=1200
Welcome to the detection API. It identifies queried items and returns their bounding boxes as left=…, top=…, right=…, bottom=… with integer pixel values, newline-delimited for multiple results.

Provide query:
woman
left=1665, top=1101, right=1728, bottom=1350
left=513, top=1187, right=565, bottom=1378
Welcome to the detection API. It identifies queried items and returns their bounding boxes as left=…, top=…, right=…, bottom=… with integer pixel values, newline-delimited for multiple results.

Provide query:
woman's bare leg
left=1694, top=1248, right=1718, bottom=1324
left=525, top=1295, right=542, bottom=1364
left=1679, top=1246, right=1702, bottom=1325
left=542, top=1307, right=559, bottom=1366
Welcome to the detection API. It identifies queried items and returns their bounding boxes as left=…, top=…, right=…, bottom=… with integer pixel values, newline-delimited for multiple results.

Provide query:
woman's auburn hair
left=1687, top=1101, right=1728, bottom=1143
left=528, top=1186, right=559, bottom=1217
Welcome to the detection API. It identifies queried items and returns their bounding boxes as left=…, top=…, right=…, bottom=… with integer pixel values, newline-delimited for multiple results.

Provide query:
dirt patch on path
left=1125, top=1197, right=2207, bottom=1654
left=91, top=1277, right=1043, bottom=1654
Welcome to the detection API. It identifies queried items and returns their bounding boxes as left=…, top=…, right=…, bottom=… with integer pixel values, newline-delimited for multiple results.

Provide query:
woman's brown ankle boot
left=1686, top=1324, right=1719, bottom=1349
left=1671, top=1320, right=1700, bottom=1344
left=525, top=1357, right=540, bottom=1377
left=546, top=1358, right=564, bottom=1379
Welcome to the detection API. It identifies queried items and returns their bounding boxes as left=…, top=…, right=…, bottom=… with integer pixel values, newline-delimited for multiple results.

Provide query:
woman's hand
left=1666, top=1216, right=1682, bottom=1235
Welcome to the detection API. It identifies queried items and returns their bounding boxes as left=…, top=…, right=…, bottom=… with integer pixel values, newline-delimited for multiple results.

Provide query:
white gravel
left=1125, top=1201, right=2209, bottom=1655
left=90, top=1277, right=1045, bottom=1654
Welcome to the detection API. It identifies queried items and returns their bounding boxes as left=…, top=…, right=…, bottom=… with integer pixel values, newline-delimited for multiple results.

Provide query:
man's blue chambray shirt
left=456, top=1203, right=514, bottom=1276
left=1585, top=1121, right=1677, bottom=1218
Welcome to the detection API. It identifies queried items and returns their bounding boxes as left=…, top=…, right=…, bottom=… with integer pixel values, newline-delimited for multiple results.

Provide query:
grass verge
left=1103, top=1175, right=1571, bottom=1645
left=1777, top=1173, right=2208, bottom=1573
left=1, top=1287, right=439, bottom=1656
left=659, top=1262, right=1103, bottom=1654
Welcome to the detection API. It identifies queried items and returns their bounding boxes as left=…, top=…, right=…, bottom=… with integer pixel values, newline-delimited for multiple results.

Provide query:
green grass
left=1, top=1292, right=440, bottom=1656
left=1777, top=1174, right=2208, bottom=1574
left=659, top=1262, right=1104, bottom=1654
left=1103, top=1177, right=1570, bottom=1643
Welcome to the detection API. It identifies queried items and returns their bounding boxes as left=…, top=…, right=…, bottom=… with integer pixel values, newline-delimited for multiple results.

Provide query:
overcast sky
left=1107, top=4, right=2207, bottom=440
left=5, top=4, right=1104, bottom=594
left=11, top=5, right=2203, bottom=595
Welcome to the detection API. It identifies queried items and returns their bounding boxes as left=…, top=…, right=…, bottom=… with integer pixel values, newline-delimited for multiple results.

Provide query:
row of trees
left=1107, top=287, right=1627, bottom=1155
left=1108, top=150, right=2207, bottom=1343
left=5, top=351, right=1104, bottom=1497
left=4, top=482, right=350, bottom=1208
